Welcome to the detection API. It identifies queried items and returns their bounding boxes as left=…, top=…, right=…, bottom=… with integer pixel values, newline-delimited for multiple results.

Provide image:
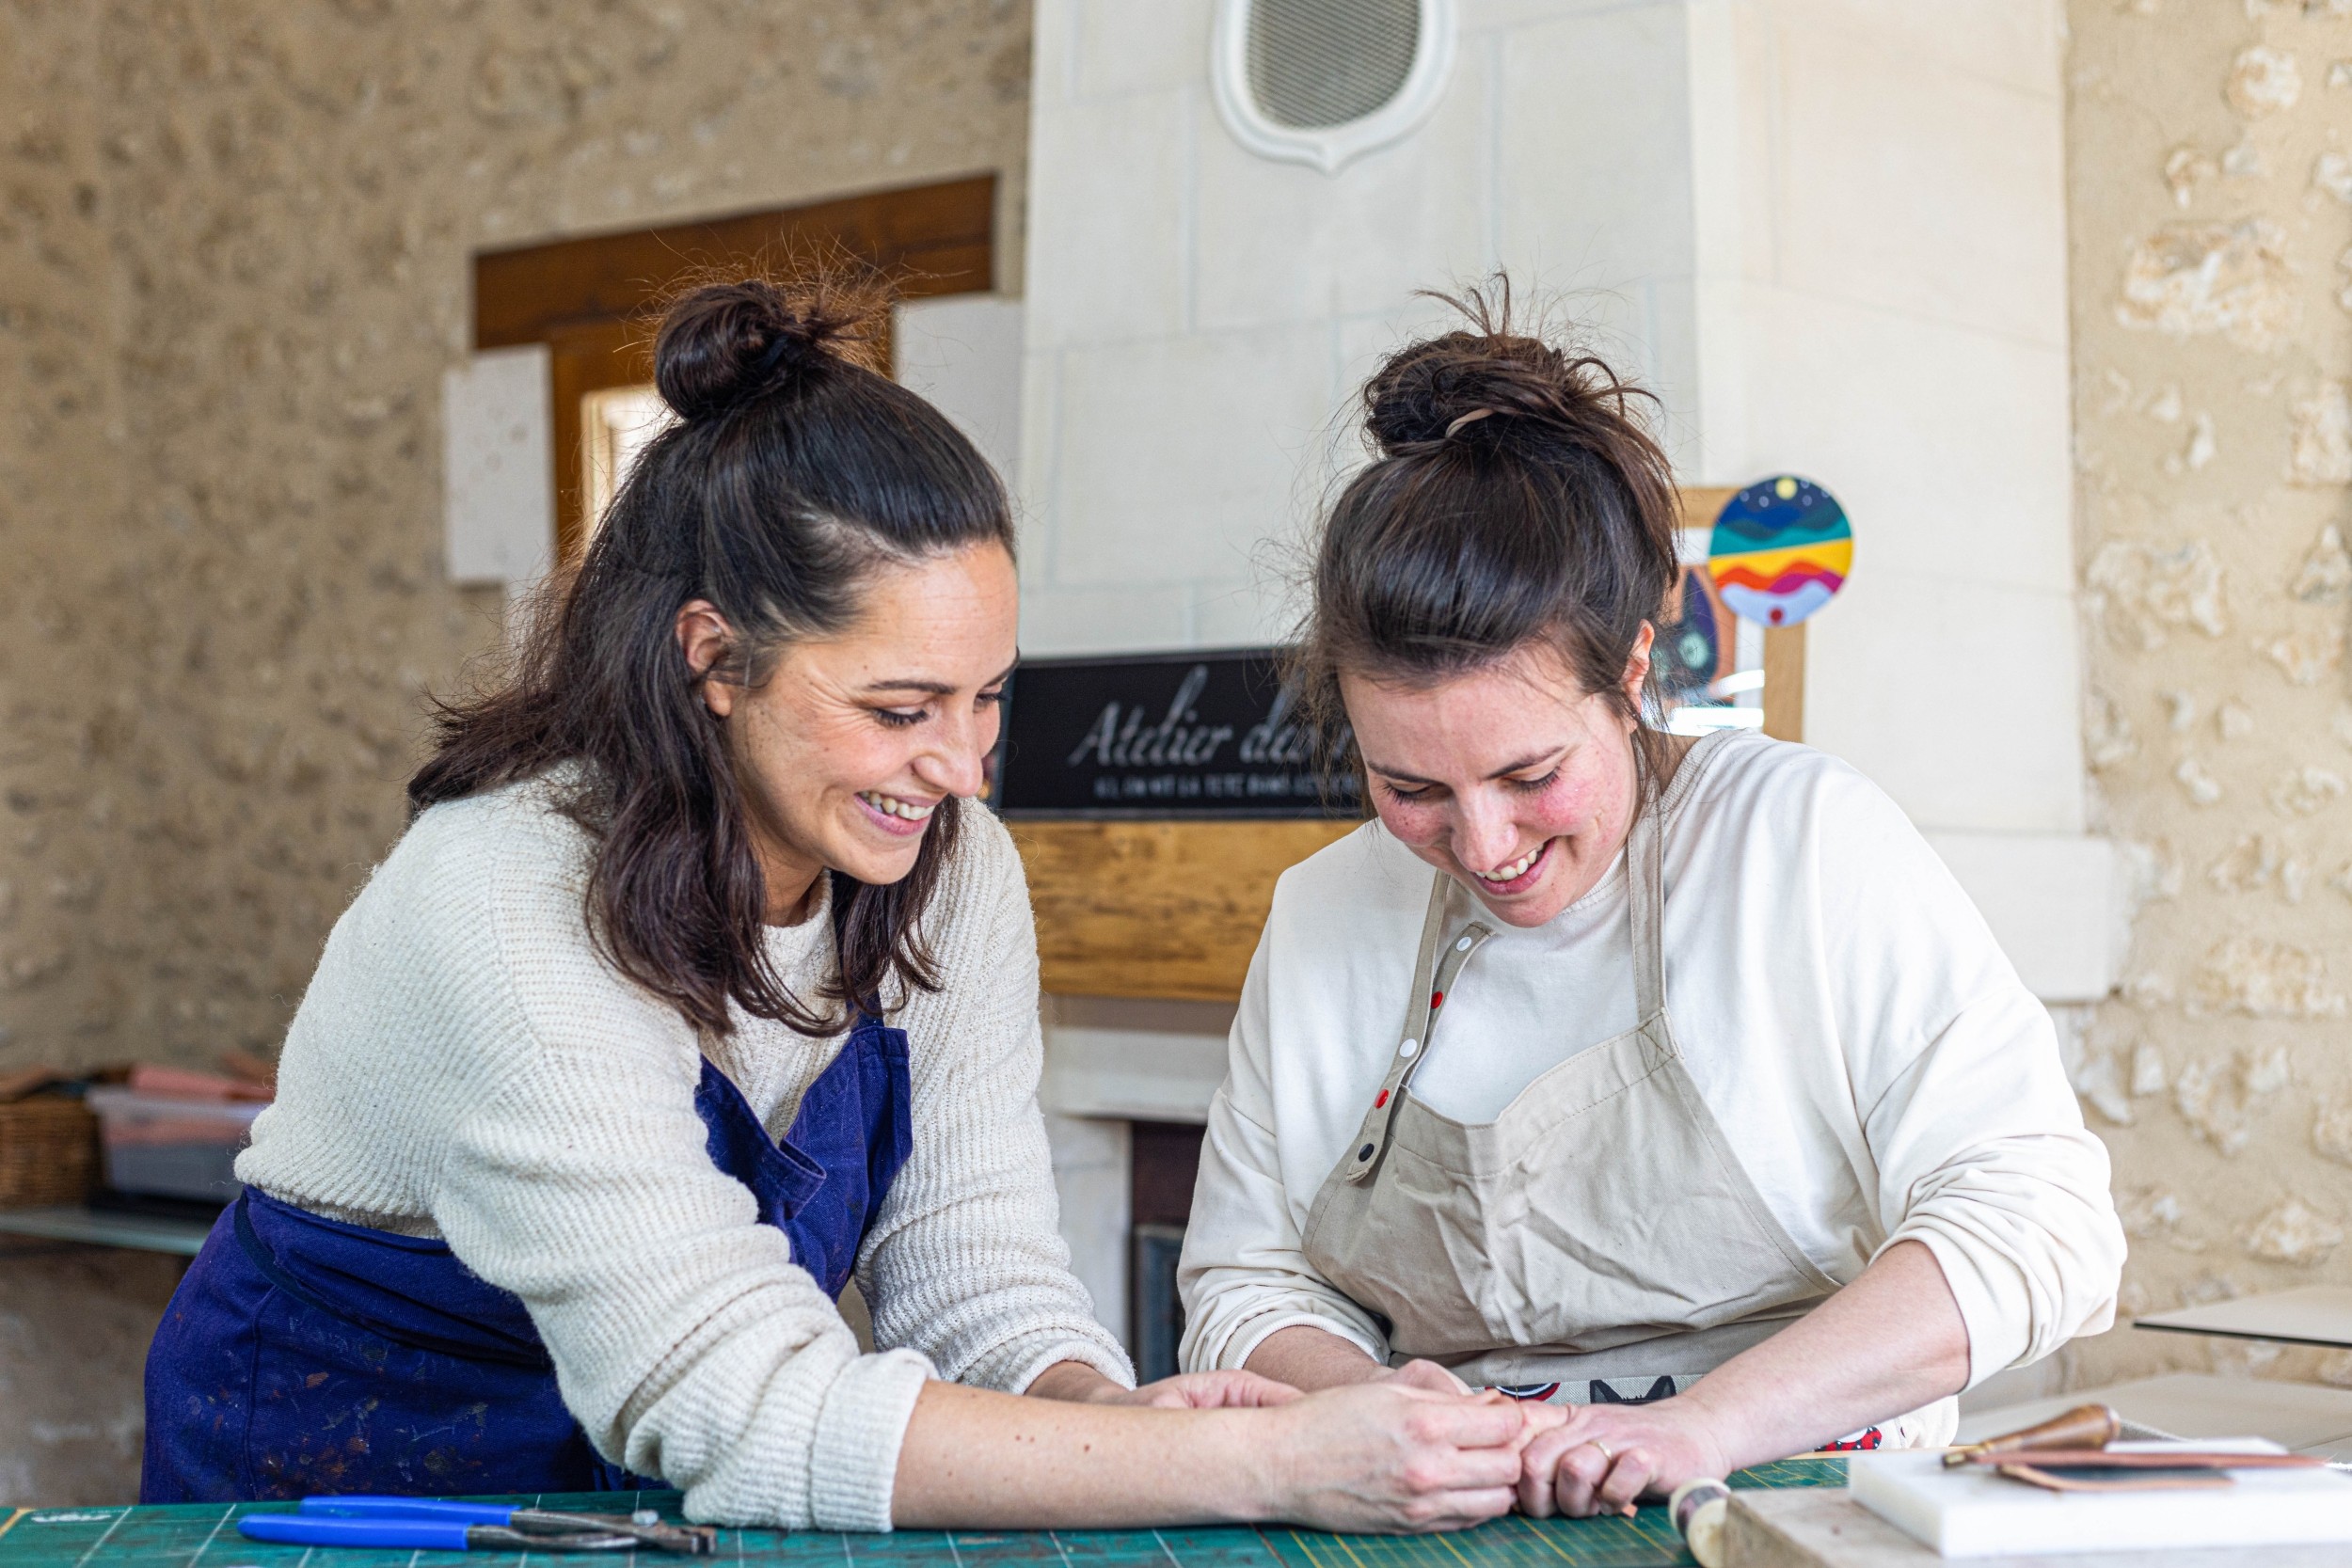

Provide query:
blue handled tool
left=240, top=1517, right=506, bottom=1552
left=302, top=1498, right=554, bottom=1525
left=235, top=1496, right=716, bottom=1554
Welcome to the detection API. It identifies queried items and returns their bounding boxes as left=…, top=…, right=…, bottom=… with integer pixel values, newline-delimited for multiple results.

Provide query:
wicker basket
left=0, top=1094, right=99, bottom=1207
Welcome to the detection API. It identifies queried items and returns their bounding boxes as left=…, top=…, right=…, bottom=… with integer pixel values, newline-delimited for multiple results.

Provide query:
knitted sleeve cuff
left=805, top=1349, right=935, bottom=1532
left=979, top=1325, right=1136, bottom=1396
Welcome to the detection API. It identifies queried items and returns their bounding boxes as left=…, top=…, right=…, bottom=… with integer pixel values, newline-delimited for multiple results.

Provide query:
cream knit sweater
left=237, top=774, right=1131, bottom=1529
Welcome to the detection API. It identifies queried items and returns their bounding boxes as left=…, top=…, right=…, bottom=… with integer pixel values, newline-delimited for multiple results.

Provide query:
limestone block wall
left=1018, top=0, right=1711, bottom=657
left=2066, top=0, right=2352, bottom=1389
left=1701, top=1, right=2088, bottom=843
left=0, top=0, right=1032, bottom=1505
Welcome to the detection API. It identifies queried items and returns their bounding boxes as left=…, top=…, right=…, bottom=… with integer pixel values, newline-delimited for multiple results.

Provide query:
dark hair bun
left=653, top=277, right=889, bottom=422
left=1291, top=275, right=1682, bottom=821
left=1360, top=287, right=1651, bottom=459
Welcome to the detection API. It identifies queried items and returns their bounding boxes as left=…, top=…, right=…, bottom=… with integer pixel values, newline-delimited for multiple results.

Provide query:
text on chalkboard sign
left=991, top=649, right=1360, bottom=818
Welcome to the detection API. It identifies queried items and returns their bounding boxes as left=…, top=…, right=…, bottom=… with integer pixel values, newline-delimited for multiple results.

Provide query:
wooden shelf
left=1011, top=819, right=1359, bottom=1002
left=0, top=1205, right=215, bottom=1256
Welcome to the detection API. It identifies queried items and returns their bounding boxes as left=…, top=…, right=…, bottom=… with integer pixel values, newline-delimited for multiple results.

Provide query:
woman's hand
left=896, top=1373, right=1564, bottom=1530
left=1378, top=1358, right=1472, bottom=1395
left=1510, top=1240, right=1972, bottom=1520
left=1263, top=1381, right=1565, bottom=1533
left=1027, top=1360, right=1301, bottom=1409
left=1110, top=1370, right=1304, bottom=1409
left=1243, top=1324, right=1478, bottom=1397
left=1517, top=1400, right=1728, bottom=1518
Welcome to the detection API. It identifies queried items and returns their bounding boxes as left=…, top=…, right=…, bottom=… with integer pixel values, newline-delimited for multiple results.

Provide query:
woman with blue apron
left=141, top=277, right=1554, bottom=1532
left=145, top=968, right=910, bottom=1499
left=1178, top=287, right=2127, bottom=1518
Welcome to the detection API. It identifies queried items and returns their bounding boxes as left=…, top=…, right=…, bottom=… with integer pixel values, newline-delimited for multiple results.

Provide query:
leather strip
left=1343, top=877, right=1494, bottom=1185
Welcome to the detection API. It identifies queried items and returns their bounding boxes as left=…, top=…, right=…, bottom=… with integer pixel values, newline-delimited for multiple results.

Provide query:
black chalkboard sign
left=991, top=649, right=1361, bottom=818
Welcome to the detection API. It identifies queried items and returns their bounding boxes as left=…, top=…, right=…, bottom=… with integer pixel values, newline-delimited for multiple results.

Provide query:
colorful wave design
left=1710, top=538, right=1852, bottom=583
left=1705, top=466, right=1853, bottom=628
left=1708, top=476, right=1851, bottom=562
left=1712, top=500, right=1851, bottom=551
left=1709, top=539, right=1849, bottom=628
left=1713, top=561, right=1846, bottom=594
left=1721, top=578, right=1838, bottom=627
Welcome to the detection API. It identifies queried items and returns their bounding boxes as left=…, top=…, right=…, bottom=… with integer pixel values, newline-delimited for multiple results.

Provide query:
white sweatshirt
left=1179, top=732, right=2124, bottom=1392
left=238, top=774, right=1129, bottom=1529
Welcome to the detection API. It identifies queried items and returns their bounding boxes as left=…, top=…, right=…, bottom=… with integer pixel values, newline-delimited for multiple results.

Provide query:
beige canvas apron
left=1298, top=750, right=1956, bottom=1447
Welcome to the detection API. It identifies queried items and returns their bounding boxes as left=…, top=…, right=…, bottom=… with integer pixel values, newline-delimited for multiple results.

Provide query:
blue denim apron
left=141, top=1014, right=913, bottom=1501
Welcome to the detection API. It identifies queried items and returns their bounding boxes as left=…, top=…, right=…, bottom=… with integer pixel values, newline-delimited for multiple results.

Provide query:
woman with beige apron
left=1179, top=286, right=2126, bottom=1518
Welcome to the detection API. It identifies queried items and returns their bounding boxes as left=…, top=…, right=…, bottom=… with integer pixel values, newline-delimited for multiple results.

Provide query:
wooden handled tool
left=1942, top=1403, right=2122, bottom=1467
left=1969, top=1449, right=2323, bottom=1469
left=1668, top=1478, right=1732, bottom=1568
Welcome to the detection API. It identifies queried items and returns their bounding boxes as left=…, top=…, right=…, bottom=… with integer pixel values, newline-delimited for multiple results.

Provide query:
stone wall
left=0, top=1, right=138, bottom=1067
left=3, top=0, right=1030, bottom=1082
left=2066, top=0, right=2352, bottom=1389
left=0, top=0, right=1030, bottom=1504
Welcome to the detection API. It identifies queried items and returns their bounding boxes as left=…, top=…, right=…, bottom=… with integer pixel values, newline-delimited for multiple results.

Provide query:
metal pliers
left=236, top=1496, right=719, bottom=1554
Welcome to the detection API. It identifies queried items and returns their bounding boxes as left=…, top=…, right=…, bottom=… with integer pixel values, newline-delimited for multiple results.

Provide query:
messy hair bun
left=1295, top=277, right=1681, bottom=791
left=653, top=277, right=889, bottom=422
left=1359, top=324, right=1621, bottom=458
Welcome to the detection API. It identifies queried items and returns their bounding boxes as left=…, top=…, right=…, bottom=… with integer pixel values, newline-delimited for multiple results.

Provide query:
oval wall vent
left=1251, top=0, right=1418, bottom=128
left=1212, top=0, right=1456, bottom=175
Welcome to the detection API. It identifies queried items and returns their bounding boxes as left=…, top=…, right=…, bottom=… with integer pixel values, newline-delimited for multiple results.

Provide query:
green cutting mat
left=0, top=1461, right=1839, bottom=1568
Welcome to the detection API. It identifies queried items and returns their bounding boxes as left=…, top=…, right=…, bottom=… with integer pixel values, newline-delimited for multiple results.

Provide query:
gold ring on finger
left=1588, top=1440, right=1615, bottom=1462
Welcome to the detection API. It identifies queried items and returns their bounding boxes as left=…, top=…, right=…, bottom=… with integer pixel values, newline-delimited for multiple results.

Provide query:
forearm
left=1244, top=1323, right=1391, bottom=1391
left=1679, top=1240, right=1969, bottom=1467
left=894, top=1381, right=1270, bottom=1528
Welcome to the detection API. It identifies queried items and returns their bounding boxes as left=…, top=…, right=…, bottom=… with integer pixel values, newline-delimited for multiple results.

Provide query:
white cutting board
left=1851, top=1442, right=2352, bottom=1558
left=2135, top=1286, right=2352, bottom=1350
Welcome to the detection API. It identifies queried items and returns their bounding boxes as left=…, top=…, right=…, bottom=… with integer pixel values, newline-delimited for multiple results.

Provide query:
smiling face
left=1342, top=629, right=1655, bottom=929
left=681, top=541, right=1019, bottom=922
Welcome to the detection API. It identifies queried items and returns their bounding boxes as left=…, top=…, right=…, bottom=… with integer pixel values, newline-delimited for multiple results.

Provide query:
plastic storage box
left=85, top=1088, right=265, bottom=1204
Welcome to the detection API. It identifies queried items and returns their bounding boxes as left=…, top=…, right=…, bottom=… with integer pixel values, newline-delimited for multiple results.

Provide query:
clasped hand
left=1511, top=1392, right=1730, bottom=1518
left=1380, top=1360, right=1730, bottom=1520
left=1050, top=1358, right=1725, bottom=1527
